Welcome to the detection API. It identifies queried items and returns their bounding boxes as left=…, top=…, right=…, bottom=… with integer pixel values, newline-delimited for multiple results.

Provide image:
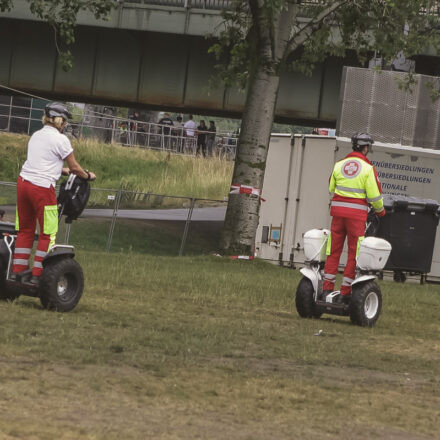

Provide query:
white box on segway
left=303, top=229, right=330, bottom=262
left=357, top=237, right=392, bottom=270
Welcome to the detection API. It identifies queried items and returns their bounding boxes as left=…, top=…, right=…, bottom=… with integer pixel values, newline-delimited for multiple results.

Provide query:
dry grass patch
left=0, top=252, right=439, bottom=439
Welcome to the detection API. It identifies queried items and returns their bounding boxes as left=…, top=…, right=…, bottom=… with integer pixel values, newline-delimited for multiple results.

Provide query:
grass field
left=0, top=132, right=233, bottom=200
left=1, top=252, right=439, bottom=439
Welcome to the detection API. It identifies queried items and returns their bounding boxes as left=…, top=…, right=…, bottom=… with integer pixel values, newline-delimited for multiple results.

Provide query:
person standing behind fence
left=158, top=112, right=173, bottom=149
left=196, top=120, right=207, bottom=157
left=206, top=120, right=216, bottom=156
left=184, top=115, right=197, bottom=154
left=173, top=116, right=184, bottom=152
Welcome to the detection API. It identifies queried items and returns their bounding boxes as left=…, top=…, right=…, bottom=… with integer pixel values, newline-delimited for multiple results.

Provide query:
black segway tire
left=0, top=260, right=20, bottom=302
left=39, top=257, right=84, bottom=312
left=295, top=277, right=322, bottom=319
left=349, top=281, right=382, bottom=327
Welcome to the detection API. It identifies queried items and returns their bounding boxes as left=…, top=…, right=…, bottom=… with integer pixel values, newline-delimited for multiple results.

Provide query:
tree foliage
left=0, top=0, right=117, bottom=70
left=210, top=0, right=440, bottom=88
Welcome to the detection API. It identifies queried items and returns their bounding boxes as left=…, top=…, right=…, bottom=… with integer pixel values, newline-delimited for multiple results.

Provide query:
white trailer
left=256, top=134, right=440, bottom=280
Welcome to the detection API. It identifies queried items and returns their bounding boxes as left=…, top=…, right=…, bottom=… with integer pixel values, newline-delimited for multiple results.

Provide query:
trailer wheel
left=39, top=257, right=84, bottom=312
left=295, top=277, right=322, bottom=319
left=0, top=260, right=20, bottom=302
left=349, top=281, right=382, bottom=327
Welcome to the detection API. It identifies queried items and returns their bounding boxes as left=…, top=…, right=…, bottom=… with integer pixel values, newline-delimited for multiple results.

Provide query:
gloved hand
left=376, top=209, right=386, bottom=217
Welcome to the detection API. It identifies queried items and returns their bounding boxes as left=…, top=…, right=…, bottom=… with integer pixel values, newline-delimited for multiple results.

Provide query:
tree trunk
left=220, top=68, right=280, bottom=254
left=220, top=3, right=295, bottom=255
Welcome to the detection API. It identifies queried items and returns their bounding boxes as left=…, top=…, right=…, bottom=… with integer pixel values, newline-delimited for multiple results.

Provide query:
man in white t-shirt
left=11, top=102, right=96, bottom=285
left=184, top=115, right=197, bottom=137
left=183, top=115, right=197, bottom=153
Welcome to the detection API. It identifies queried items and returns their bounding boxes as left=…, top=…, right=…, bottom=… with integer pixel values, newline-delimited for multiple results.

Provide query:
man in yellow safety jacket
left=322, top=132, right=385, bottom=302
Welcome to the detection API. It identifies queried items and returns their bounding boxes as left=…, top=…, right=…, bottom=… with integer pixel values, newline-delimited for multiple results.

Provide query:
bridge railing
left=0, top=98, right=238, bottom=160
left=127, top=0, right=231, bottom=9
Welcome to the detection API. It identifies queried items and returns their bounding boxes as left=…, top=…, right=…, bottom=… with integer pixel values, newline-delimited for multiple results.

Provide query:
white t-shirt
left=184, top=120, right=197, bottom=137
left=20, top=125, right=73, bottom=188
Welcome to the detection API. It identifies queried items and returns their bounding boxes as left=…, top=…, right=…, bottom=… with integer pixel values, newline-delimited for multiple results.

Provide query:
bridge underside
left=0, top=18, right=357, bottom=126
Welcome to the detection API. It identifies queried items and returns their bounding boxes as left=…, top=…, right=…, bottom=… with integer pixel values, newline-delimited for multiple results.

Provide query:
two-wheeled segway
left=0, top=174, right=90, bottom=312
left=295, top=215, right=392, bottom=327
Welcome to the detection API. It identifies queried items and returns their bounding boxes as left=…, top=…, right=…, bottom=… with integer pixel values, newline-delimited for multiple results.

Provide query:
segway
left=295, top=214, right=392, bottom=327
left=0, top=175, right=90, bottom=312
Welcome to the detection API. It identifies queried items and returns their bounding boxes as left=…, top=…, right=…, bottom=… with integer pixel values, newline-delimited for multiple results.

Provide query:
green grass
left=1, top=252, right=439, bottom=439
left=0, top=132, right=233, bottom=200
left=57, top=217, right=223, bottom=255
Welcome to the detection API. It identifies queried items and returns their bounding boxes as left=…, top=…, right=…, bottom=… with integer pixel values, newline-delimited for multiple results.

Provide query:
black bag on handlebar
left=58, top=175, right=90, bottom=223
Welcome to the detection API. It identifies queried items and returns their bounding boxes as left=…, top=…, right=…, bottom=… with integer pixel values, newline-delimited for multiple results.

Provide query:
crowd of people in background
left=115, top=111, right=237, bottom=158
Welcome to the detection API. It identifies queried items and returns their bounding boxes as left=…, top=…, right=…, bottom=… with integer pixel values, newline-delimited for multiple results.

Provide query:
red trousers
left=323, top=216, right=365, bottom=295
left=13, top=177, right=58, bottom=277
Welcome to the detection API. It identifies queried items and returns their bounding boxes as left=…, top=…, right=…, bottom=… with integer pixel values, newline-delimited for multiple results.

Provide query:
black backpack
left=58, top=175, right=90, bottom=223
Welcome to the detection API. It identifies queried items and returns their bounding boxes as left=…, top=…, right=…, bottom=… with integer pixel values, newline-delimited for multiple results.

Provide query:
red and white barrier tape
left=229, top=184, right=266, bottom=201
left=229, top=255, right=254, bottom=260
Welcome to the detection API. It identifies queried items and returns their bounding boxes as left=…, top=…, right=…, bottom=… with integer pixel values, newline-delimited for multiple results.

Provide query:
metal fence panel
left=0, top=183, right=226, bottom=256
left=184, top=198, right=226, bottom=256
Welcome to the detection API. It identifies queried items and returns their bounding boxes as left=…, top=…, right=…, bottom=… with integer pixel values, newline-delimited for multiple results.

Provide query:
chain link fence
left=0, top=182, right=227, bottom=256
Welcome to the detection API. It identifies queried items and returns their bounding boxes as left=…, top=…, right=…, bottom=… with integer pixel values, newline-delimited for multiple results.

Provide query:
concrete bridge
left=1, top=0, right=438, bottom=125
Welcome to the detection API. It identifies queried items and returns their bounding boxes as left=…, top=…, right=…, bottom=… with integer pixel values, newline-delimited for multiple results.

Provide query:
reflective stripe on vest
left=367, top=195, right=383, bottom=203
left=331, top=201, right=369, bottom=211
left=336, top=185, right=366, bottom=194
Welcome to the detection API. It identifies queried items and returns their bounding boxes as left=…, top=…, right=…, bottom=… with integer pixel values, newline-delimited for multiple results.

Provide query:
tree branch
left=286, top=0, right=349, bottom=55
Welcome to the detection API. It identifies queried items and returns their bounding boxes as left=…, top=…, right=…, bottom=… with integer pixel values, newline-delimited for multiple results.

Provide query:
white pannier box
left=303, top=229, right=330, bottom=262
left=357, top=237, right=392, bottom=270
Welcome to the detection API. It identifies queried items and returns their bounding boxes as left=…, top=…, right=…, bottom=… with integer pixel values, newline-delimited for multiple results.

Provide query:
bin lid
left=383, top=194, right=439, bottom=212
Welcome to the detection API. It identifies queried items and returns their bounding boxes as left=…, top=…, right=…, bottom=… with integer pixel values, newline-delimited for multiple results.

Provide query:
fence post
left=79, top=111, right=85, bottom=139
left=179, top=197, right=195, bottom=256
left=106, top=189, right=122, bottom=252
left=7, top=96, right=12, bottom=132
left=28, top=98, right=33, bottom=135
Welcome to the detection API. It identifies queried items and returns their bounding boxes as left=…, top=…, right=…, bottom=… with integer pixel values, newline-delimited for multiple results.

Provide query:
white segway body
left=296, top=229, right=391, bottom=327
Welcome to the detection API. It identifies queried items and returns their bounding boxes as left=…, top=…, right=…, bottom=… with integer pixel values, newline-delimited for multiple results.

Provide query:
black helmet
left=45, top=102, right=72, bottom=120
left=352, top=132, right=374, bottom=151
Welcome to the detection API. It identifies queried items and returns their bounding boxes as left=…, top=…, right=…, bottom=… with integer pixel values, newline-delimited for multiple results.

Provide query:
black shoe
left=23, top=275, right=39, bottom=287
left=9, top=273, right=18, bottom=282
left=335, top=294, right=351, bottom=305
left=29, top=276, right=39, bottom=286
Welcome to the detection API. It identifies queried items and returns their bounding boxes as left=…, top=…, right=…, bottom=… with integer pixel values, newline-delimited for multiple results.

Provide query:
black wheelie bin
left=373, top=195, right=440, bottom=282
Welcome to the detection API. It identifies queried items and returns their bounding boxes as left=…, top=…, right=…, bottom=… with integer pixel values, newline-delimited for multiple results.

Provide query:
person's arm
left=65, top=152, right=96, bottom=181
left=328, top=170, right=336, bottom=193
left=365, top=168, right=385, bottom=216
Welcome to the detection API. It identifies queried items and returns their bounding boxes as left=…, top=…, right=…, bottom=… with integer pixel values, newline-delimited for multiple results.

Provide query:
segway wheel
left=295, top=277, right=322, bottom=319
left=39, top=258, right=84, bottom=312
left=0, top=261, right=20, bottom=302
left=349, top=281, right=382, bottom=327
